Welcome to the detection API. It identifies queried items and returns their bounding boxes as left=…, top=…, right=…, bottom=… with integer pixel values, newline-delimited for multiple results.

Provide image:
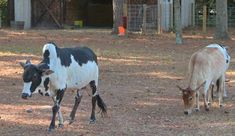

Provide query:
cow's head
left=177, top=82, right=205, bottom=115
left=177, top=87, right=196, bottom=115
left=19, top=60, right=54, bottom=99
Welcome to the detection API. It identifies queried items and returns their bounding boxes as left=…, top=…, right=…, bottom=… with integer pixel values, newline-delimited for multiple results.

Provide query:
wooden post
left=123, top=1, right=128, bottom=32
left=0, top=10, right=2, bottom=28
left=157, top=0, right=161, bottom=34
left=202, top=5, right=207, bottom=33
left=142, top=4, right=147, bottom=33
left=191, top=1, right=195, bottom=27
left=170, top=2, right=173, bottom=30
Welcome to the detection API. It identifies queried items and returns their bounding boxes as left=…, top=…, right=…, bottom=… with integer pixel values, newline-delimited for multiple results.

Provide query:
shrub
left=0, top=0, right=8, bottom=26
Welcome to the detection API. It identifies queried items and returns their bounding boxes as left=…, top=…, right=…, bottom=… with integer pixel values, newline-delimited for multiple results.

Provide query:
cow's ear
left=19, top=59, right=31, bottom=68
left=42, top=69, right=54, bottom=76
left=176, top=85, right=184, bottom=91
left=19, top=62, right=26, bottom=68
left=26, top=59, right=31, bottom=64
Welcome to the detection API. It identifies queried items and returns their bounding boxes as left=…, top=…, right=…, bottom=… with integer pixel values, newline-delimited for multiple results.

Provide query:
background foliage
left=0, top=0, right=8, bottom=26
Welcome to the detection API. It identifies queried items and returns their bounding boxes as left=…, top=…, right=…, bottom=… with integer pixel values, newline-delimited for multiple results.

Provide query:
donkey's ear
left=42, top=69, right=54, bottom=76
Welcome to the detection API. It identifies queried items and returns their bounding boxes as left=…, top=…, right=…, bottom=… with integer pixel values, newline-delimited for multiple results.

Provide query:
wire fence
left=195, top=6, right=235, bottom=27
left=127, top=4, right=158, bottom=33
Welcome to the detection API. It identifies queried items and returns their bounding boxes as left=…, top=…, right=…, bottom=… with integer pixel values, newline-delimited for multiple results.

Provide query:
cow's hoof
left=68, top=119, right=75, bottom=125
left=205, top=108, right=209, bottom=111
left=48, top=127, right=55, bottom=133
left=58, top=124, right=64, bottom=128
left=195, top=108, right=200, bottom=112
left=89, top=119, right=96, bottom=124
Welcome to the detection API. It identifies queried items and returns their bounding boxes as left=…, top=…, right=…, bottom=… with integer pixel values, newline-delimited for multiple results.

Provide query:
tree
left=112, top=0, right=124, bottom=34
left=214, top=0, right=230, bottom=40
left=174, top=0, right=183, bottom=44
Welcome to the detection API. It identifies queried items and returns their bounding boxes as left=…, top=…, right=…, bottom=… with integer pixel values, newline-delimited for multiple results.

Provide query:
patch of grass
left=0, top=44, right=41, bottom=55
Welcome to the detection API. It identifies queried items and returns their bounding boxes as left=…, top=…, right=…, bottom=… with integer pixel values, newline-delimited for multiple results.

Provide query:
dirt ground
left=0, top=29, right=235, bottom=136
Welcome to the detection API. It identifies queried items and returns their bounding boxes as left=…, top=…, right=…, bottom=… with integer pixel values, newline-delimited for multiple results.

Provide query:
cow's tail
left=96, top=94, right=107, bottom=116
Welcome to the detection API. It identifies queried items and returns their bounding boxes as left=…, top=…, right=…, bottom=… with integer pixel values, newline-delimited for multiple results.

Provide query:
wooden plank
left=202, top=5, right=207, bottom=33
left=142, top=4, right=147, bottom=33
left=35, top=0, right=56, bottom=25
left=39, top=0, right=61, bottom=28
left=157, top=0, right=161, bottom=34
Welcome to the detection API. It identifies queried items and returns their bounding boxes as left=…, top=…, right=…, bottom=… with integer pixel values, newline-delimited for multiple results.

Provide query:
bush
left=0, top=0, right=8, bottom=26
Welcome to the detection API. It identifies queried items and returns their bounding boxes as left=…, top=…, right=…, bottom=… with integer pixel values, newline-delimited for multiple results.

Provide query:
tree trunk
left=214, top=0, right=230, bottom=40
left=174, top=0, right=183, bottom=44
left=112, top=0, right=124, bottom=34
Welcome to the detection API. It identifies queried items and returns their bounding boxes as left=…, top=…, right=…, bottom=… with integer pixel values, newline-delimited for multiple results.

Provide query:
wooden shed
left=9, top=0, right=113, bottom=29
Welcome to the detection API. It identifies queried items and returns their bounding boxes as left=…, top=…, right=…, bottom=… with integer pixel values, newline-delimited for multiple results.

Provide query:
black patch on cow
left=218, top=43, right=230, bottom=64
left=22, top=64, right=42, bottom=93
left=44, top=78, right=50, bottom=91
left=42, top=50, right=50, bottom=64
left=46, top=43, right=97, bottom=67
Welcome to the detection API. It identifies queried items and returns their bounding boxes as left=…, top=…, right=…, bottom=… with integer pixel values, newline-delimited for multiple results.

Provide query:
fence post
left=170, top=2, right=173, bottom=30
left=142, top=4, right=147, bottom=33
left=191, top=2, right=195, bottom=27
left=0, top=9, right=2, bottom=28
left=202, top=5, right=207, bottom=33
left=157, top=0, right=161, bottom=34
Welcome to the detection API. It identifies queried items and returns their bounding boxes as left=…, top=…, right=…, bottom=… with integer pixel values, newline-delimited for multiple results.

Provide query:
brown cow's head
left=177, top=82, right=205, bottom=115
left=178, top=87, right=196, bottom=115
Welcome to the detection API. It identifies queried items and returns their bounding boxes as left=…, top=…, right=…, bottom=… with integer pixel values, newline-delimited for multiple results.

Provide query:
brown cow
left=177, top=44, right=229, bottom=115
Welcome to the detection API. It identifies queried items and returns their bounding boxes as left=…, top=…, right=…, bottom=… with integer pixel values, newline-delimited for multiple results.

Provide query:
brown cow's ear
left=42, top=69, right=54, bottom=76
left=176, top=85, right=184, bottom=91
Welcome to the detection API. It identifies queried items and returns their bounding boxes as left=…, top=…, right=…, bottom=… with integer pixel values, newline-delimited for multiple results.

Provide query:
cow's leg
left=49, top=89, right=65, bottom=132
left=218, top=76, right=225, bottom=107
left=89, top=81, right=97, bottom=124
left=69, top=90, right=82, bottom=124
left=52, top=97, right=64, bottom=128
left=203, top=84, right=210, bottom=111
left=195, top=91, right=200, bottom=112
left=223, top=78, right=228, bottom=98
left=89, top=81, right=107, bottom=123
left=207, top=85, right=212, bottom=106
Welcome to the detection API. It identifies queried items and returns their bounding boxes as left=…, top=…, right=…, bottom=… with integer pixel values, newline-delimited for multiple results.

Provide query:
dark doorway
left=66, top=0, right=113, bottom=27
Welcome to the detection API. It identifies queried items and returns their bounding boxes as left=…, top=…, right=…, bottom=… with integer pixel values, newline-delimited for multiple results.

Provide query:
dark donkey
left=20, top=42, right=107, bottom=131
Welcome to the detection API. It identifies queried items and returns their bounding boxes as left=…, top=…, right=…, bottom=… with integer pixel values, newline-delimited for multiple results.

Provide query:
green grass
left=0, top=44, right=41, bottom=55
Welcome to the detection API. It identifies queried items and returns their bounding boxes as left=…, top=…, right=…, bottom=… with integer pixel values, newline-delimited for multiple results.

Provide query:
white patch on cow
left=49, top=54, right=98, bottom=90
left=41, top=43, right=99, bottom=92
left=22, top=82, right=32, bottom=96
left=92, top=91, right=98, bottom=97
left=207, top=44, right=230, bottom=65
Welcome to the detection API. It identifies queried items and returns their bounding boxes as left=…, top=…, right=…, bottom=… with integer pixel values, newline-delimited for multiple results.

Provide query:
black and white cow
left=20, top=42, right=107, bottom=131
